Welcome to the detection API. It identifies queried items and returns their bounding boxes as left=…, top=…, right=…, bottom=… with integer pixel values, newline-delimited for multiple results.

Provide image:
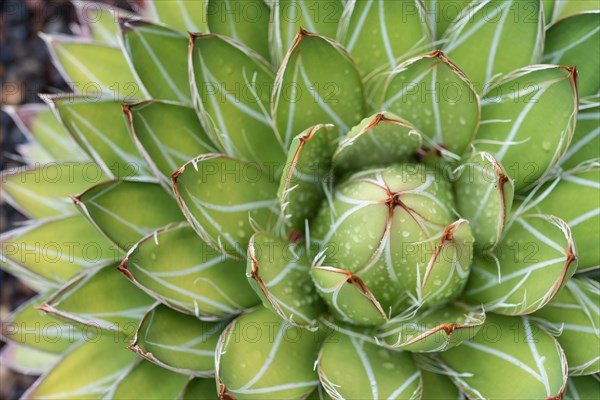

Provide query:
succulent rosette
left=1, top=1, right=599, bottom=399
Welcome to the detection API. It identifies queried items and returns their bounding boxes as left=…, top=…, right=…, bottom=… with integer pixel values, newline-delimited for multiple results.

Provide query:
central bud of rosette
left=310, top=163, right=474, bottom=326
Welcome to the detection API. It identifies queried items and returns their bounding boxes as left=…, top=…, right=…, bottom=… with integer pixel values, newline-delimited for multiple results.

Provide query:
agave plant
left=1, top=0, right=599, bottom=399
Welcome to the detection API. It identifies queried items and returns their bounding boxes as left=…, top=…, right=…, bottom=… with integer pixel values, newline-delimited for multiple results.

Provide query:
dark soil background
left=0, top=1, right=130, bottom=398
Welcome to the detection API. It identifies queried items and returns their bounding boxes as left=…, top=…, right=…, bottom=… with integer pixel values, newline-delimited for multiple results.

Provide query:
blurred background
left=0, top=1, right=129, bottom=397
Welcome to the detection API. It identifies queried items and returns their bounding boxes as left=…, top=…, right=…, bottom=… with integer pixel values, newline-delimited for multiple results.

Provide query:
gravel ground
left=0, top=1, right=130, bottom=398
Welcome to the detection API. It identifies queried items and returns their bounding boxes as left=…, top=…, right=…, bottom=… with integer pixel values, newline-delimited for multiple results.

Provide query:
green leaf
left=21, top=334, right=135, bottom=399
left=130, top=303, right=226, bottom=376
left=333, top=112, right=422, bottom=173
left=207, top=0, right=271, bottom=60
left=338, top=0, right=432, bottom=77
left=560, top=101, right=599, bottom=169
left=247, top=232, right=325, bottom=328
left=272, top=30, right=366, bottom=147
left=534, top=277, right=600, bottom=375
left=278, top=124, right=333, bottom=232
left=424, top=0, right=471, bottom=40
left=464, top=214, right=577, bottom=315
left=522, top=168, right=599, bottom=272
left=40, top=265, right=154, bottom=335
left=145, top=0, right=207, bottom=33
left=74, top=179, right=185, bottom=251
left=4, top=104, right=87, bottom=162
left=106, top=359, right=189, bottom=399
left=50, top=96, right=150, bottom=178
left=42, top=35, right=145, bottom=100
left=1, top=162, right=107, bottom=218
left=379, top=51, right=480, bottom=157
left=216, top=307, right=321, bottom=399
left=73, top=1, right=128, bottom=46
left=439, top=314, right=568, bottom=399
left=269, top=0, right=344, bottom=64
left=311, top=265, right=388, bottom=326
left=317, top=331, right=421, bottom=399
left=475, top=65, right=578, bottom=191
left=442, top=0, right=544, bottom=90
left=120, top=19, right=192, bottom=104
left=190, top=33, right=285, bottom=167
left=0, top=214, right=118, bottom=284
left=543, top=11, right=600, bottom=98
left=172, top=155, right=279, bottom=258
left=124, top=100, right=216, bottom=187
left=564, top=375, right=600, bottom=400
left=310, top=164, right=460, bottom=322
left=120, top=223, right=258, bottom=319
left=454, top=152, right=514, bottom=250
left=419, top=369, right=463, bottom=399
left=180, top=378, right=219, bottom=400
left=3, top=294, right=82, bottom=354
left=375, top=304, right=485, bottom=353
left=550, top=1, right=600, bottom=21
left=0, top=342, right=58, bottom=376
left=542, top=0, right=554, bottom=25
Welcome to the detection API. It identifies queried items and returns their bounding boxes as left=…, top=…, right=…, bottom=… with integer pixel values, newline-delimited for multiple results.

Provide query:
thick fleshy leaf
left=180, top=378, right=219, bottom=400
left=543, top=12, right=600, bottom=99
left=523, top=168, right=599, bottom=272
left=551, top=2, right=600, bottom=21
left=190, top=33, right=285, bottom=167
left=0, top=214, right=118, bottom=284
left=268, top=0, right=344, bottom=64
left=318, top=331, right=421, bottom=399
left=216, top=307, right=321, bottom=399
left=124, top=100, right=216, bottom=187
left=475, top=65, right=578, bottom=191
left=464, top=214, right=577, bottom=315
left=120, top=223, right=259, bottom=319
left=74, top=179, right=185, bottom=251
left=542, top=0, right=554, bottom=24
left=21, top=334, right=135, bottom=399
left=333, top=112, right=422, bottom=173
left=376, top=304, right=485, bottom=353
left=145, top=0, right=207, bottom=33
left=0, top=261, right=56, bottom=293
left=130, top=303, right=226, bottom=376
left=42, top=35, right=145, bottom=100
left=0, top=162, right=106, bottom=218
left=439, top=315, right=568, bottom=399
left=247, top=233, right=325, bottom=328
left=3, top=104, right=87, bottom=162
left=310, top=164, right=462, bottom=322
left=105, top=359, right=189, bottom=399
left=337, top=0, right=432, bottom=77
left=0, top=342, right=58, bottom=376
left=311, top=265, right=388, bottom=326
left=424, top=0, right=471, bottom=40
left=272, top=30, right=365, bottom=147
left=73, top=1, right=128, bottom=45
left=207, top=0, right=270, bottom=60
left=2, top=294, right=82, bottom=354
left=39, top=265, right=153, bottom=335
left=172, top=155, right=279, bottom=258
left=50, top=96, right=150, bottom=178
left=560, top=101, right=599, bottom=169
left=379, top=51, right=480, bottom=157
left=442, top=0, right=544, bottom=90
left=278, top=124, right=333, bottom=231
left=454, top=152, right=514, bottom=249
left=534, top=277, right=600, bottom=375
left=564, top=376, right=600, bottom=400
left=419, top=369, right=463, bottom=399
left=120, top=19, right=192, bottom=104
